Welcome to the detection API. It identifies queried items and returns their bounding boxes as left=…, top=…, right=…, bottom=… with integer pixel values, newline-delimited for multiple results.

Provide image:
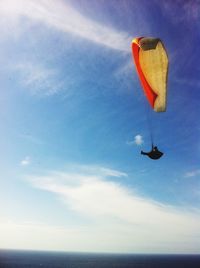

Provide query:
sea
left=0, top=250, right=200, bottom=268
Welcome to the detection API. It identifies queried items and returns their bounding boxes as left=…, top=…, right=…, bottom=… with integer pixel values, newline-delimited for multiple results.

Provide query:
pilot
left=141, top=144, right=163, bottom=160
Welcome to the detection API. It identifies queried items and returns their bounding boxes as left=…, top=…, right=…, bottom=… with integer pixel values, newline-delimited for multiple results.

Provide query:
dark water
left=0, top=250, right=200, bottom=268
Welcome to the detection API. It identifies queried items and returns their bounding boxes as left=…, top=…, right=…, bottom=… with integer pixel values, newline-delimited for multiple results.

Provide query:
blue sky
left=0, top=0, right=200, bottom=254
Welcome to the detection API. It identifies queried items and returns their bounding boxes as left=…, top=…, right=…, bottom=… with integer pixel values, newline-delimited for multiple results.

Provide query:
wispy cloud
left=24, top=164, right=200, bottom=253
left=20, top=133, right=43, bottom=145
left=180, top=0, right=200, bottom=21
left=13, top=62, right=62, bottom=96
left=156, top=0, right=200, bottom=24
left=174, top=77, right=200, bottom=89
left=114, top=59, right=137, bottom=93
left=74, top=165, right=128, bottom=178
left=0, top=0, right=131, bottom=52
left=20, top=156, right=31, bottom=166
left=185, top=169, right=200, bottom=178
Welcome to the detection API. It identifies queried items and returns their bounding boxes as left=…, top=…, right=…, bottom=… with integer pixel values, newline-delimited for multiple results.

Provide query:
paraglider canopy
left=132, top=37, right=168, bottom=112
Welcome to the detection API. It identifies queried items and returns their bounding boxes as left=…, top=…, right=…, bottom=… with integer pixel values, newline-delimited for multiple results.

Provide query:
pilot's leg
left=141, top=151, right=148, bottom=155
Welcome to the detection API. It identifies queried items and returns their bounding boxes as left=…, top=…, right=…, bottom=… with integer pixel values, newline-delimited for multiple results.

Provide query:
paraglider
left=132, top=37, right=168, bottom=160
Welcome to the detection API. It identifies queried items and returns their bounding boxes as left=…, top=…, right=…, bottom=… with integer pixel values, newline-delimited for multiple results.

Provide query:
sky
left=0, top=0, right=200, bottom=254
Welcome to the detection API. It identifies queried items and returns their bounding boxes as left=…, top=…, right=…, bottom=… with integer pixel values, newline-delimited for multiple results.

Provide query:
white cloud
left=127, top=135, right=144, bottom=146
left=75, top=165, right=128, bottom=178
left=20, top=133, right=43, bottom=145
left=0, top=0, right=131, bottom=52
left=13, top=62, right=62, bottom=96
left=0, top=0, right=133, bottom=96
left=23, top=164, right=200, bottom=253
left=185, top=169, right=200, bottom=178
left=174, top=77, right=200, bottom=89
left=113, top=59, right=137, bottom=93
left=20, top=156, right=31, bottom=166
left=134, top=135, right=144, bottom=145
left=157, top=0, right=200, bottom=24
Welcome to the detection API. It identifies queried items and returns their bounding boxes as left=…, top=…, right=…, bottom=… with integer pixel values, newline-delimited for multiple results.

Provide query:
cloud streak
left=13, top=62, right=63, bottom=96
left=185, top=169, right=200, bottom=178
left=0, top=0, right=131, bottom=52
left=25, top=164, right=200, bottom=253
left=20, top=156, right=31, bottom=166
left=156, top=0, right=200, bottom=24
